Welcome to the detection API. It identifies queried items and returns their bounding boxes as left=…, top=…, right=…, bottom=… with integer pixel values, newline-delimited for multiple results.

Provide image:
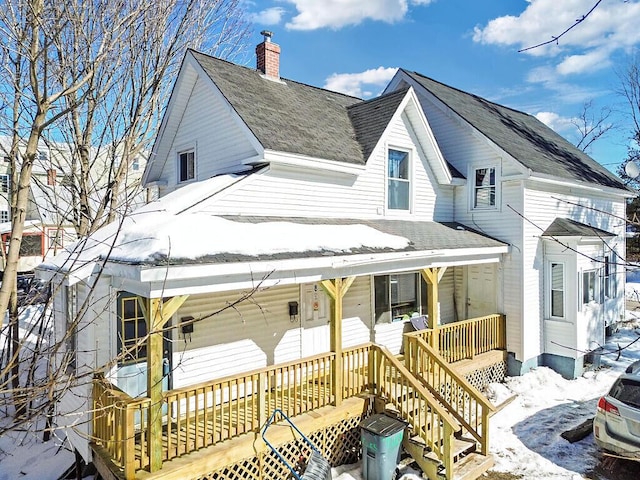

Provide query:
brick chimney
left=256, top=30, right=280, bottom=79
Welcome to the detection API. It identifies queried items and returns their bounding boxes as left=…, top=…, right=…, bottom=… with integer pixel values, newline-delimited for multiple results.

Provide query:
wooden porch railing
left=342, top=343, right=371, bottom=398
left=93, top=352, right=340, bottom=478
left=370, top=344, right=460, bottom=480
left=92, top=314, right=504, bottom=480
left=403, top=335, right=495, bottom=456
left=92, top=375, right=151, bottom=479
left=411, top=313, right=506, bottom=363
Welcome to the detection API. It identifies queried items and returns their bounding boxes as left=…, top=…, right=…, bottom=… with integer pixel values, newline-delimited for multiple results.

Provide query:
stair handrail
left=261, top=409, right=322, bottom=480
left=405, top=334, right=495, bottom=455
left=371, top=345, right=460, bottom=479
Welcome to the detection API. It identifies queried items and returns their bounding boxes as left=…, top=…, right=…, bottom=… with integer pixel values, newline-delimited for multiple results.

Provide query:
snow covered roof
left=40, top=171, right=507, bottom=285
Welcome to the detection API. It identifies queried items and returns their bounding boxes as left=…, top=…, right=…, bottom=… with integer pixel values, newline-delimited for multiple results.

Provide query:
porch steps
left=402, top=433, right=494, bottom=480
left=386, top=377, right=493, bottom=480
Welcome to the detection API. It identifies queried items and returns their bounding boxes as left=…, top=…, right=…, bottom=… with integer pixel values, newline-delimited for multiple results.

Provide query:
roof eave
left=104, top=244, right=508, bottom=297
left=527, top=172, right=633, bottom=197
left=262, top=149, right=366, bottom=176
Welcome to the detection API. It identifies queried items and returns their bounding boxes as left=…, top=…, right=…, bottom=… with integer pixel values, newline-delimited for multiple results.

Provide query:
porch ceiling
left=105, top=217, right=508, bottom=297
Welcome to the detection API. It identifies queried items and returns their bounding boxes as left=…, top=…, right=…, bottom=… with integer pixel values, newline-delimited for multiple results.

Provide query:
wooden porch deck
left=92, top=314, right=507, bottom=480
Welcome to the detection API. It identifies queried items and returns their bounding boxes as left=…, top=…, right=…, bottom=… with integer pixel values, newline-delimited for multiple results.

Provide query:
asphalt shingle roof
left=542, top=217, right=616, bottom=238
left=348, top=88, right=408, bottom=161
left=192, top=51, right=365, bottom=164
left=131, top=216, right=506, bottom=266
left=207, top=216, right=507, bottom=261
left=403, top=70, right=628, bottom=191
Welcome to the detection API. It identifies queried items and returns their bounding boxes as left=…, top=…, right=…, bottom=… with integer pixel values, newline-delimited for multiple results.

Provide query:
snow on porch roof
left=41, top=172, right=507, bottom=278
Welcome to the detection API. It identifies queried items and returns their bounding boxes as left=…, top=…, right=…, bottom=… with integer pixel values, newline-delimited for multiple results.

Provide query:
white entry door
left=301, top=283, right=330, bottom=355
left=466, top=264, right=497, bottom=318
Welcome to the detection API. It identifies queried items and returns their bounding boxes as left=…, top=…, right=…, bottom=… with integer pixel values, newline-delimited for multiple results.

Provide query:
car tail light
left=597, top=397, right=620, bottom=416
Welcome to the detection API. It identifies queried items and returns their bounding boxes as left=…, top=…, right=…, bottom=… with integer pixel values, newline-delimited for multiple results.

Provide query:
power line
left=519, top=0, right=604, bottom=53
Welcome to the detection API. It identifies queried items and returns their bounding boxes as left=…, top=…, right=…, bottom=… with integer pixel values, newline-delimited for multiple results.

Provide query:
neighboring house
left=0, top=138, right=146, bottom=274
left=0, top=140, right=77, bottom=273
left=41, top=34, right=631, bottom=480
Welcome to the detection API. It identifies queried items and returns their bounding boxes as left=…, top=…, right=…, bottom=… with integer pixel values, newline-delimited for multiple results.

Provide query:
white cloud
left=283, top=0, right=432, bottom=31
left=534, top=111, right=576, bottom=133
left=556, top=48, right=612, bottom=76
left=474, top=0, right=640, bottom=73
left=324, top=67, right=398, bottom=98
left=249, top=7, right=286, bottom=26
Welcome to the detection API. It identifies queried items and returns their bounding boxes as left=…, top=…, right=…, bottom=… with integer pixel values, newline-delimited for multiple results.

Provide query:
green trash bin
left=360, top=413, right=407, bottom=480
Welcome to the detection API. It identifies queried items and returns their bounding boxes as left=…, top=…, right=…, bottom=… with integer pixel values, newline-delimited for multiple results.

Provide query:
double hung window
left=388, top=149, right=410, bottom=210
left=550, top=262, right=564, bottom=318
left=473, top=167, right=496, bottom=209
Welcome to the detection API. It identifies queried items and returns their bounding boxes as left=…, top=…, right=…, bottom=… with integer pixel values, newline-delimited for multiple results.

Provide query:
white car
left=594, top=360, right=640, bottom=460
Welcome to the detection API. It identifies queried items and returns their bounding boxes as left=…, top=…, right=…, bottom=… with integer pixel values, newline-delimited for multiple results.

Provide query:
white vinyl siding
left=169, top=280, right=375, bottom=389
left=209, top=112, right=452, bottom=220
left=526, top=182, right=625, bottom=362
left=159, top=76, right=257, bottom=194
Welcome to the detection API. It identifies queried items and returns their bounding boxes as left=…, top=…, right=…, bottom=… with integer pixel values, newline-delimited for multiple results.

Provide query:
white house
left=384, top=70, right=631, bottom=378
left=40, top=33, right=631, bottom=480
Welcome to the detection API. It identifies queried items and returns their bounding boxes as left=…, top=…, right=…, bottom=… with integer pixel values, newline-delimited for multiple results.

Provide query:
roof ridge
left=403, top=68, right=533, bottom=118
left=347, top=85, right=409, bottom=112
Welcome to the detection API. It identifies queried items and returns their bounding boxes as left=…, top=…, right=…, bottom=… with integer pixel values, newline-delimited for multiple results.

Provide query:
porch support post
left=146, top=295, right=189, bottom=473
left=420, top=268, right=446, bottom=351
left=321, top=276, right=355, bottom=407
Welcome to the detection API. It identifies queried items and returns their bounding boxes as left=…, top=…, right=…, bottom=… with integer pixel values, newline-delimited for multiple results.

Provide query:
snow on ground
left=3, top=286, right=640, bottom=479
left=331, top=317, right=640, bottom=480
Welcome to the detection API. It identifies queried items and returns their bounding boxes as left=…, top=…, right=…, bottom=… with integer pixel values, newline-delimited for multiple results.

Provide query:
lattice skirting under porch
left=463, top=360, right=507, bottom=391
left=198, top=409, right=370, bottom=480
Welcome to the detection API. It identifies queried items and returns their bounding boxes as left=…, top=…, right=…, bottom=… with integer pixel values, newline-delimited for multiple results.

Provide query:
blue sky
left=242, top=0, right=640, bottom=173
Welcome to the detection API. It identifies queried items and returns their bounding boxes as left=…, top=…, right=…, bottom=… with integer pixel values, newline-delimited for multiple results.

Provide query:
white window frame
left=373, top=272, right=428, bottom=324
left=177, top=148, right=196, bottom=183
left=582, top=269, right=599, bottom=305
left=604, top=254, right=617, bottom=300
left=386, top=146, right=412, bottom=213
left=64, top=285, right=78, bottom=374
left=470, top=165, right=499, bottom=211
left=548, top=261, right=565, bottom=319
left=0, top=210, right=9, bottom=223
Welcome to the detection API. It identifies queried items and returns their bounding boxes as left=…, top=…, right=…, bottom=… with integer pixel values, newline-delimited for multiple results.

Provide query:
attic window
left=178, top=150, right=195, bottom=183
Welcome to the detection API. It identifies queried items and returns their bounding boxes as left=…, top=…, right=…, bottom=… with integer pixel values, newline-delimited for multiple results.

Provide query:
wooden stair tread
left=453, top=452, right=494, bottom=480
left=452, top=437, right=476, bottom=458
